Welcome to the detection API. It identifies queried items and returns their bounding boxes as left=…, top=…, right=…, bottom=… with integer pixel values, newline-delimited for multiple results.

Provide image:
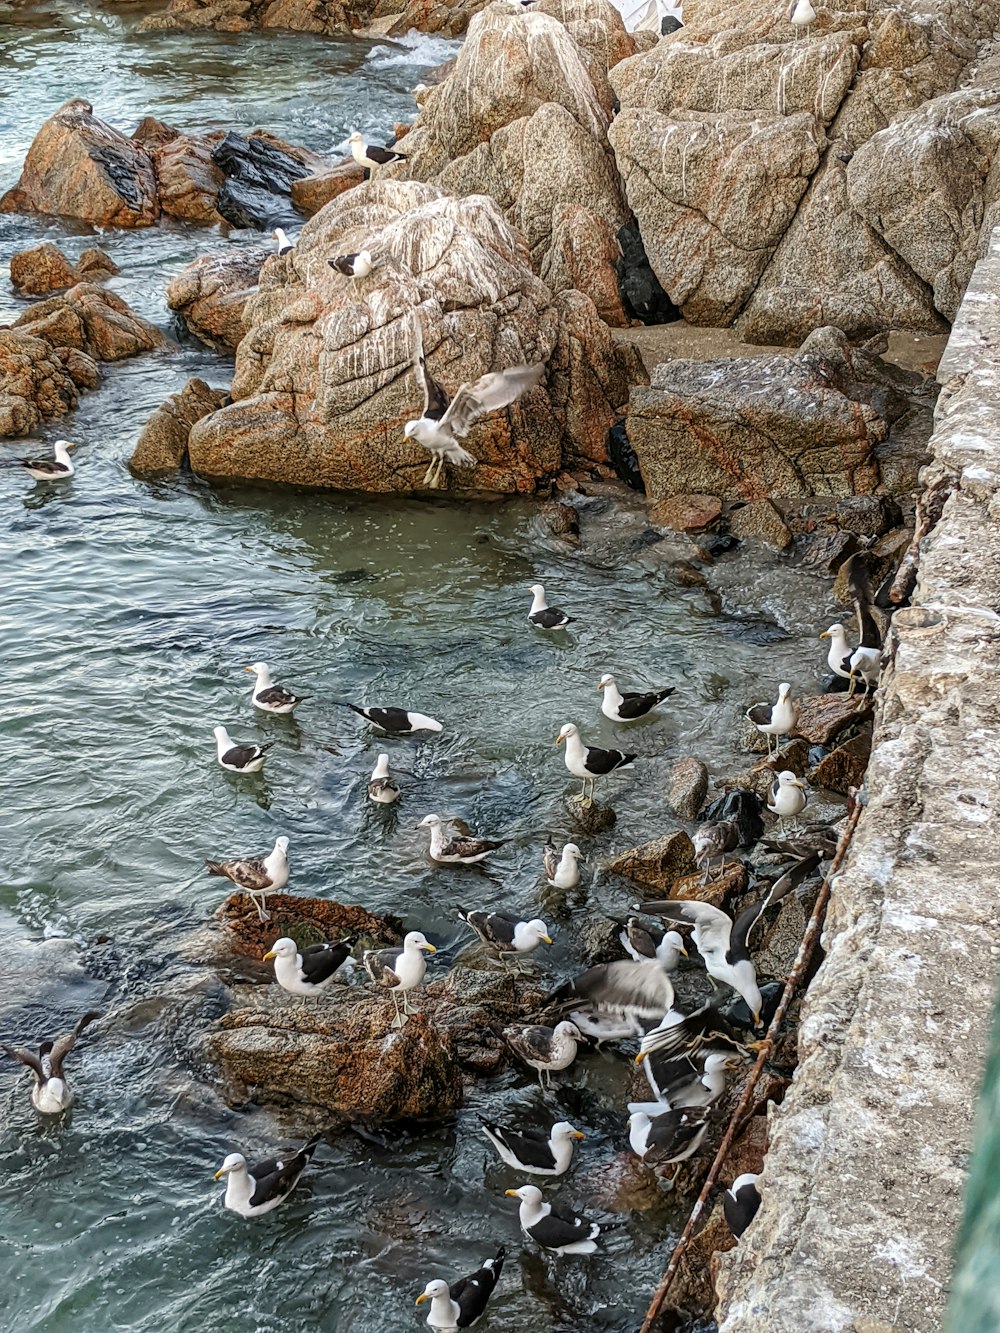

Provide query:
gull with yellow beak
left=505, top=1184, right=601, bottom=1254
left=363, top=930, right=436, bottom=1027
left=745, top=683, right=798, bottom=757
left=213, top=1133, right=321, bottom=1218
left=597, top=672, right=674, bottom=722
left=245, top=661, right=308, bottom=715
left=262, top=935, right=353, bottom=1004
left=555, top=722, right=636, bottom=802
left=480, top=1117, right=583, bottom=1176
left=415, top=1246, right=505, bottom=1329
left=457, top=906, right=551, bottom=969
left=768, top=770, right=808, bottom=830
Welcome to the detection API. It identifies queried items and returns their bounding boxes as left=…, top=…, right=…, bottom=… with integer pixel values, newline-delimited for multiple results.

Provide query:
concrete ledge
left=714, top=232, right=1000, bottom=1332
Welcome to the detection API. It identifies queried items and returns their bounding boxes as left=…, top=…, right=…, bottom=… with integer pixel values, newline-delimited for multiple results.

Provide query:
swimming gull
left=367, top=752, right=400, bottom=804
left=598, top=673, right=674, bottom=722
left=543, top=839, right=582, bottom=889
left=213, top=725, right=273, bottom=774
left=419, top=814, right=504, bottom=864
left=480, top=1118, right=583, bottom=1177
left=245, top=661, right=308, bottom=715
left=214, top=1133, right=322, bottom=1217
left=527, top=584, right=573, bottom=630
left=341, top=703, right=443, bottom=734
left=415, top=1246, right=505, bottom=1330
left=206, top=834, right=289, bottom=920
left=21, top=439, right=75, bottom=481
left=505, top=1184, right=600, bottom=1255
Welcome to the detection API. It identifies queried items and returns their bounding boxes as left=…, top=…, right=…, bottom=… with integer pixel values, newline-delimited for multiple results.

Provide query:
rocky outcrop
left=10, top=285, right=164, bottom=361
left=130, top=378, right=230, bottom=476
left=9, top=241, right=119, bottom=297
left=166, top=249, right=267, bottom=353
left=138, top=0, right=490, bottom=38
left=291, top=159, right=366, bottom=215
left=605, top=830, right=697, bottom=891
left=398, top=1, right=634, bottom=316
left=0, top=332, right=89, bottom=437
left=184, top=180, right=641, bottom=491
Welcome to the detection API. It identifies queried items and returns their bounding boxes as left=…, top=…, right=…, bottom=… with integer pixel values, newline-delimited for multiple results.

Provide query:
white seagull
left=2, top=1011, right=100, bottom=1114
left=329, top=250, right=379, bottom=278
left=206, top=834, right=290, bottom=921
left=543, top=839, right=582, bottom=889
left=214, top=1133, right=321, bottom=1217
left=768, top=770, right=809, bottom=828
left=419, top=814, right=503, bottom=864
left=342, top=702, right=443, bottom=734
left=213, top=725, right=273, bottom=773
left=479, top=1118, right=583, bottom=1177
left=405, top=312, right=545, bottom=488
left=555, top=722, right=636, bottom=801
left=505, top=1184, right=600, bottom=1255
left=620, top=918, right=687, bottom=970
left=20, top=439, right=75, bottom=481
left=457, top=907, right=551, bottom=965
left=245, top=661, right=308, bottom=715
left=348, top=130, right=407, bottom=170
left=745, top=682, right=798, bottom=756
left=527, top=584, right=573, bottom=630
left=789, top=0, right=816, bottom=35
left=363, top=931, right=437, bottom=1026
left=598, top=673, right=674, bottom=722
left=273, top=227, right=294, bottom=256
left=367, top=753, right=400, bottom=804
left=415, top=1247, right=506, bottom=1330
left=263, top=935, right=353, bottom=1002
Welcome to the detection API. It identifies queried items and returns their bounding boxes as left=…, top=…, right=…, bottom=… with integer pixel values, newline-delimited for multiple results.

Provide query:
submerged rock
left=130, top=378, right=230, bottom=477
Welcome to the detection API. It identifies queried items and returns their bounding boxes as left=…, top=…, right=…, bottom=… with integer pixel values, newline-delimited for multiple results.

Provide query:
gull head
left=563, top=843, right=581, bottom=859
left=416, top=1280, right=449, bottom=1306
left=245, top=661, right=268, bottom=676
left=552, top=1121, right=585, bottom=1142
left=214, top=1152, right=246, bottom=1180
left=555, top=722, right=578, bottom=746
left=776, top=770, right=805, bottom=790
left=554, top=1020, right=582, bottom=1041
left=525, top=919, right=552, bottom=945
left=665, top=928, right=687, bottom=956
left=819, top=624, right=844, bottom=640
left=262, top=936, right=297, bottom=963
left=777, top=682, right=792, bottom=698
left=273, top=835, right=290, bottom=854
left=213, top=725, right=230, bottom=742
left=348, top=130, right=363, bottom=145
left=417, top=813, right=445, bottom=829
left=505, top=1184, right=542, bottom=1205
left=403, top=419, right=421, bottom=439
left=598, top=673, right=615, bottom=691
left=404, top=931, right=436, bottom=954
left=529, top=583, right=545, bottom=596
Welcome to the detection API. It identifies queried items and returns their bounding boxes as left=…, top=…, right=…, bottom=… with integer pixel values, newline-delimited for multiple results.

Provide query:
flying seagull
left=206, top=834, right=290, bottom=921
left=214, top=1133, right=322, bottom=1217
left=598, top=673, right=674, bottom=722
left=415, top=1246, right=506, bottom=1330
left=2, top=1011, right=100, bottom=1114
left=405, top=312, right=545, bottom=488
left=21, top=439, right=75, bottom=481
left=550, top=959, right=676, bottom=1036
left=348, top=130, right=406, bottom=170
left=245, top=661, right=308, bottom=715
left=213, top=725, right=273, bottom=774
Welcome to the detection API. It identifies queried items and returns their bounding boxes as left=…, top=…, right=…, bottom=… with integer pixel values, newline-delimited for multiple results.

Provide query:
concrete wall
left=714, top=231, right=1000, bottom=1332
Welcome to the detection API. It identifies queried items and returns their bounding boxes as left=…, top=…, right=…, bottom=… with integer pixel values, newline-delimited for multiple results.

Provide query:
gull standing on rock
left=415, top=1247, right=506, bottom=1330
left=363, top=931, right=437, bottom=1027
left=527, top=584, right=573, bottom=630
left=419, top=814, right=504, bottom=865
left=768, top=770, right=808, bottom=829
left=263, top=936, right=353, bottom=1003
left=405, top=312, right=545, bottom=489
left=693, top=819, right=740, bottom=882
left=504, top=1020, right=583, bottom=1086
left=457, top=907, right=551, bottom=964
left=367, top=753, right=400, bottom=804
left=598, top=673, right=675, bottom=722
left=348, top=130, right=407, bottom=170
left=273, top=227, right=294, bottom=256
left=329, top=250, right=379, bottom=279
left=245, top=661, right=308, bottom=715
left=213, top=725, right=273, bottom=774
left=206, top=834, right=289, bottom=921
left=627, top=1106, right=710, bottom=1183
left=214, top=1133, right=322, bottom=1218
left=543, top=839, right=582, bottom=889
left=555, top=722, right=636, bottom=802
left=745, top=682, right=798, bottom=756
left=2, top=1011, right=100, bottom=1115
left=789, top=0, right=816, bottom=35
left=20, top=439, right=76, bottom=481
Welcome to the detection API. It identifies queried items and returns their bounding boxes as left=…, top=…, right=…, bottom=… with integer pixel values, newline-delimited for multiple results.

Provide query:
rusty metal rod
left=639, top=800, right=865, bottom=1333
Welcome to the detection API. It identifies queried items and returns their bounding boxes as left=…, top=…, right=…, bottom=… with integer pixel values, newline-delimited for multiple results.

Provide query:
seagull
left=789, top=0, right=816, bottom=35
left=504, top=1020, right=582, bottom=1086
left=506, top=1184, right=600, bottom=1254
left=348, top=130, right=406, bottom=170
left=419, top=814, right=504, bottom=865
left=341, top=703, right=442, bottom=734
left=745, top=683, right=798, bottom=756
left=363, top=930, right=436, bottom=1026
left=329, top=251, right=379, bottom=278
left=527, top=584, right=573, bottom=630
left=633, top=1049, right=736, bottom=1108
left=2, top=1011, right=100, bottom=1114
left=543, top=839, right=582, bottom=889
left=693, top=819, right=740, bottom=882
left=549, top=960, right=676, bottom=1037
left=842, top=554, right=883, bottom=696
left=367, top=753, right=400, bottom=804
left=457, top=908, right=551, bottom=965
left=273, top=227, right=294, bottom=256
left=759, top=824, right=839, bottom=860
left=555, top=722, right=636, bottom=801
left=213, top=725, right=273, bottom=774
left=598, top=673, right=674, bottom=722
left=263, top=935, right=353, bottom=1002
left=627, top=1106, right=709, bottom=1183
left=415, top=1247, right=506, bottom=1330
left=636, top=1006, right=750, bottom=1075
left=245, top=661, right=308, bottom=715
left=818, top=622, right=854, bottom=682
left=405, top=311, right=545, bottom=488
left=640, top=852, right=821, bottom=1022
left=20, top=439, right=75, bottom=481
left=768, top=770, right=809, bottom=828
left=480, top=1118, right=583, bottom=1177
left=206, top=834, right=289, bottom=921
left=724, top=1173, right=762, bottom=1238
left=620, top=918, right=687, bottom=969
left=214, top=1133, right=322, bottom=1217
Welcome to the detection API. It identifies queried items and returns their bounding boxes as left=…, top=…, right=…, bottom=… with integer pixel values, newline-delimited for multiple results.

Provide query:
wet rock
left=728, top=499, right=793, bottom=551
left=541, top=500, right=580, bottom=543
left=209, top=130, right=318, bottom=228
left=210, top=892, right=402, bottom=966
left=567, top=793, right=617, bottom=832
left=577, top=915, right=628, bottom=964
left=187, top=180, right=639, bottom=491
left=671, top=1202, right=735, bottom=1318
left=799, top=528, right=860, bottom=576
left=151, top=132, right=226, bottom=224
left=606, top=419, right=645, bottom=492
left=576, top=1151, right=666, bottom=1212
left=810, top=730, right=872, bottom=794
left=9, top=243, right=80, bottom=296
left=831, top=530, right=912, bottom=607
left=702, top=789, right=765, bottom=848
left=672, top=858, right=748, bottom=911
left=669, top=756, right=709, bottom=819
left=0, top=330, right=89, bottom=436
left=54, top=347, right=102, bottom=391
left=606, top=830, right=696, bottom=892
left=76, top=247, right=119, bottom=279
left=290, top=160, right=365, bottom=214
left=616, top=221, right=678, bottom=325
left=795, top=693, right=873, bottom=746
left=0, top=98, right=159, bottom=227
left=721, top=740, right=811, bottom=802
left=166, top=248, right=267, bottom=354
left=434, top=965, right=549, bottom=1076
left=130, top=377, right=230, bottom=476
left=649, top=493, right=721, bottom=534
left=11, top=284, right=164, bottom=361
left=753, top=888, right=814, bottom=981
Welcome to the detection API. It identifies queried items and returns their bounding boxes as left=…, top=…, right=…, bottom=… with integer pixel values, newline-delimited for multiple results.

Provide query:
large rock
left=186, top=180, right=641, bottom=491
left=151, top=132, right=226, bottom=225
left=291, top=160, right=366, bottom=215
left=0, top=98, right=159, bottom=227
left=139, top=0, right=490, bottom=38
left=11, top=285, right=164, bottom=361
left=130, top=378, right=230, bottom=476
left=398, top=1, right=633, bottom=314
left=166, top=249, right=268, bottom=353
left=9, top=243, right=80, bottom=296
left=605, top=830, right=697, bottom=891
left=0, top=331, right=86, bottom=437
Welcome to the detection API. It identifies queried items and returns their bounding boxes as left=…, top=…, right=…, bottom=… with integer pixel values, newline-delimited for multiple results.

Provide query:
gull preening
left=555, top=722, right=636, bottom=801
left=348, top=130, right=406, bottom=170
left=419, top=814, right=503, bottom=864
left=506, top=1184, right=600, bottom=1254
left=21, top=439, right=75, bottom=481
left=213, top=725, right=273, bottom=773
left=363, top=930, right=436, bottom=1027
left=206, top=834, right=289, bottom=921
left=273, top=227, right=294, bottom=256
left=2, top=1011, right=100, bottom=1114
left=367, top=753, right=400, bottom=804
left=598, top=673, right=674, bottom=722
left=628, top=1105, right=710, bottom=1182
left=480, top=1117, right=583, bottom=1177
left=245, top=661, right=308, bottom=715
left=746, top=683, right=798, bottom=756
left=527, top=584, right=573, bottom=630
left=543, top=839, right=582, bottom=889
left=263, top=935, right=353, bottom=1002
left=405, top=312, right=545, bottom=488
left=634, top=1049, right=736, bottom=1108
left=214, top=1133, right=322, bottom=1217
left=415, top=1246, right=506, bottom=1330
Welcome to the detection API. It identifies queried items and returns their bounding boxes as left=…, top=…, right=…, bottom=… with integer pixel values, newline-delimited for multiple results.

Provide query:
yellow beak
left=262, top=949, right=277, bottom=961
left=679, top=943, right=689, bottom=957
left=424, top=943, right=437, bottom=953
left=753, top=1012, right=762, bottom=1026
left=634, top=1052, right=647, bottom=1065
left=541, top=935, right=553, bottom=945
left=818, top=631, right=829, bottom=640
left=572, top=1130, right=585, bottom=1141
left=790, top=780, right=806, bottom=790
left=244, top=664, right=256, bottom=672
left=597, top=682, right=605, bottom=691
left=213, top=1168, right=226, bottom=1181
left=504, top=1188, right=520, bottom=1198
left=554, top=734, right=564, bottom=745
left=415, top=1294, right=428, bottom=1306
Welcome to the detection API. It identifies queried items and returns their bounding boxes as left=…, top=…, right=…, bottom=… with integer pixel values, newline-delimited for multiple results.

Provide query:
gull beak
left=572, top=1130, right=585, bottom=1140
left=541, top=935, right=553, bottom=945
left=213, top=1168, right=226, bottom=1181
left=634, top=1052, right=647, bottom=1065
left=262, top=949, right=277, bottom=961
left=424, top=943, right=437, bottom=953
left=554, top=734, right=564, bottom=745
left=597, top=682, right=605, bottom=691
left=244, top=665, right=256, bottom=672
left=504, top=1188, right=520, bottom=1198
left=679, top=943, right=689, bottom=957
left=790, top=780, right=806, bottom=790
left=753, top=1012, right=762, bottom=1026
left=818, top=631, right=829, bottom=639
left=415, top=1294, right=429, bottom=1307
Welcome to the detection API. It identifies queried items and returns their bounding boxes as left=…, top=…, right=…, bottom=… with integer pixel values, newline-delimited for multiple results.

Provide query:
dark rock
left=721, top=740, right=812, bottom=802
left=211, top=129, right=311, bottom=196
left=669, top=757, right=709, bottom=819
left=810, top=730, right=872, bottom=793
left=834, top=494, right=903, bottom=540
left=661, top=14, right=683, bottom=32
left=567, top=794, right=617, bottom=832
left=577, top=915, right=628, bottom=964
left=799, top=529, right=860, bottom=575
left=606, top=419, right=645, bottom=492
left=215, top=178, right=293, bottom=230
left=702, top=789, right=765, bottom=847
left=616, top=223, right=679, bottom=326
left=606, top=831, right=697, bottom=892
left=541, top=500, right=580, bottom=542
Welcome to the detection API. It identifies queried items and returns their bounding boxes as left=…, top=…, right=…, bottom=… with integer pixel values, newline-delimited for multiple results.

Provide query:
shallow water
left=1, top=7, right=840, bottom=1330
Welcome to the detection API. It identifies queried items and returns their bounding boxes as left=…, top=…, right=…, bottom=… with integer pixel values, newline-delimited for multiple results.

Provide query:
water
left=1, top=6, right=839, bottom=1330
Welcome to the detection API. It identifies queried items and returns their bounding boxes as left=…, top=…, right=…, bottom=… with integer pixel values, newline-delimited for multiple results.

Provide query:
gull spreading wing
left=640, top=899, right=733, bottom=955
left=441, top=362, right=545, bottom=439
left=410, top=311, right=450, bottom=419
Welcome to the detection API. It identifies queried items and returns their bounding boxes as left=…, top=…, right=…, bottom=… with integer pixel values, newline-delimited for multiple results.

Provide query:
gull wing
left=639, top=899, right=733, bottom=954
left=728, top=852, right=821, bottom=963
left=49, top=1011, right=101, bottom=1079
left=410, top=311, right=450, bottom=420
left=440, top=362, right=545, bottom=439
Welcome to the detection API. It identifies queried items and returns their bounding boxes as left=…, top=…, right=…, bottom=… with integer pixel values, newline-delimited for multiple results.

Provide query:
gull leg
left=433, top=457, right=447, bottom=489
left=390, top=989, right=407, bottom=1028
left=422, top=456, right=438, bottom=486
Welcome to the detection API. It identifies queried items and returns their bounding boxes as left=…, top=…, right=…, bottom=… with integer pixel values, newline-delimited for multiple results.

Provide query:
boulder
left=397, top=1, right=633, bottom=315
left=669, top=756, right=709, bottom=819
left=291, top=160, right=366, bottom=215
left=211, top=891, right=401, bottom=963
left=0, top=331, right=86, bottom=437
left=210, top=130, right=314, bottom=228
left=151, top=132, right=227, bottom=224
left=727, top=499, right=793, bottom=550
left=605, top=830, right=697, bottom=892
left=11, top=284, right=164, bottom=361
left=794, top=692, right=873, bottom=746
left=671, top=858, right=748, bottom=911
left=76, top=247, right=119, bottom=279
left=9, top=243, right=80, bottom=296
left=130, top=378, right=231, bottom=476
left=139, top=0, right=490, bottom=38
left=809, top=730, right=872, bottom=794
left=186, top=180, right=640, bottom=491
left=166, top=248, right=267, bottom=353
left=0, top=98, right=159, bottom=227
left=649, top=493, right=721, bottom=533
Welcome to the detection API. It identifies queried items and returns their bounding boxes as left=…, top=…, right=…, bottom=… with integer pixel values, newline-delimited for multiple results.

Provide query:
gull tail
left=205, top=860, right=228, bottom=878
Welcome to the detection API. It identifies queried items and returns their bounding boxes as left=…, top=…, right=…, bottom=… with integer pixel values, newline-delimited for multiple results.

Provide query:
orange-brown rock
left=542, top=205, right=627, bottom=328
left=139, top=0, right=490, bottom=39
left=186, top=179, right=640, bottom=491
left=151, top=133, right=227, bottom=225
left=0, top=331, right=86, bottom=437
left=9, top=243, right=80, bottom=296
left=11, top=285, right=164, bottom=361
left=215, top=891, right=402, bottom=959
left=649, top=493, right=722, bottom=533
left=0, top=98, right=159, bottom=227
left=672, top=858, right=748, bottom=911
left=130, top=377, right=231, bottom=476
left=290, top=160, right=365, bottom=215
left=606, top=830, right=697, bottom=892
left=166, top=248, right=268, bottom=354
left=794, top=692, right=873, bottom=746
left=809, top=728, right=872, bottom=793
left=75, top=247, right=119, bottom=279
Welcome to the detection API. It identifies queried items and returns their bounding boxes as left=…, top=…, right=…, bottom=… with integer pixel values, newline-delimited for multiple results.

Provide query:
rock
left=575, top=1152, right=666, bottom=1213
left=0, top=331, right=89, bottom=436
left=54, top=347, right=102, bottom=391
left=151, top=132, right=226, bottom=224
left=166, top=248, right=267, bottom=353
left=799, top=528, right=860, bottom=575
left=702, top=789, right=765, bottom=847
left=753, top=889, right=813, bottom=980
left=130, top=377, right=230, bottom=476
left=834, top=494, right=903, bottom=540
left=606, top=419, right=645, bottom=492
left=671, top=858, right=748, bottom=911
left=795, top=693, right=873, bottom=746
left=577, top=915, right=628, bottom=964
left=541, top=500, right=580, bottom=542
left=649, top=493, right=722, bottom=533
left=140, top=0, right=490, bottom=39
left=728, top=499, right=793, bottom=550
left=616, top=222, right=678, bottom=325
left=810, top=729, right=872, bottom=794
left=0, top=98, right=159, bottom=227
left=290, top=160, right=366, bottom=214
left=669, top=756, right=709, bottom=819
left=628, top=349, right=885, bottom=501
left=721, top=740, right=811, bottom=802
left=434, top=965, right=549, bottom=1076
left=671, top=1202, right=735, bottom=1318
left=831, top=528, right=912, bottom=605
left=211, top=891, right=401, bottom=964
left=186, top=180, right=639, bottom=491
left=567, top=793, right=617, bottom=832
left=211, top=130, right=312, bottom=222
left=9, top=243, right=80, bottom=296
left=606, top=830, right=696, bottom=891
left=76, top=247, right=119, bottom=279
left=11, top=284, right=164, bottom=361
left=398, top=1, right=633, bottom=314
